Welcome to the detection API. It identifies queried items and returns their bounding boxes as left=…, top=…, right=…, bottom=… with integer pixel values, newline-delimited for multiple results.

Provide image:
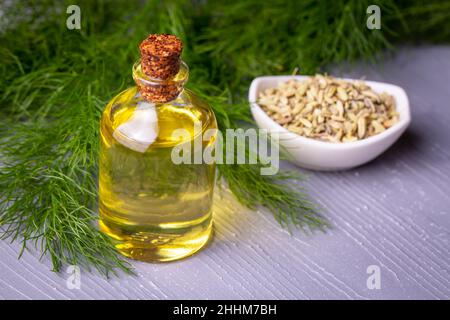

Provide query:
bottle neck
left=132, top=60, right=189, bottom=104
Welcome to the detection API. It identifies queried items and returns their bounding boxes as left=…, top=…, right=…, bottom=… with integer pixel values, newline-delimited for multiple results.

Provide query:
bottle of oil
left=99, top=34, right=217, bottom=262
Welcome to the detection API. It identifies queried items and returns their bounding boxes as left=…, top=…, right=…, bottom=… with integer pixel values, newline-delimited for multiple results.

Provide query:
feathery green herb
left=0, top=0, right=449, bottom=276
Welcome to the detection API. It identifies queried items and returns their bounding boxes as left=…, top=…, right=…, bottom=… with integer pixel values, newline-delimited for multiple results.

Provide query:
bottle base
left=99, top=217, right=213, bottom=263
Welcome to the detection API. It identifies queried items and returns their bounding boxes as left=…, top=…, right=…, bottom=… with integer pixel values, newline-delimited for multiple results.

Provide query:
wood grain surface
left=1, top=46, right=449, bottom=300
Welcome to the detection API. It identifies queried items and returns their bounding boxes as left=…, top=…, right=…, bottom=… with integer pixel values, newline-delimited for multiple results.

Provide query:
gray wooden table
left=1, top=46, right=449, bottom=300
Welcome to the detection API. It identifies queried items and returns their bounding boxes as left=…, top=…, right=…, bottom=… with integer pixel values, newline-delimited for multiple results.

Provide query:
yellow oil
left=99, top=87, right=217, bottom=262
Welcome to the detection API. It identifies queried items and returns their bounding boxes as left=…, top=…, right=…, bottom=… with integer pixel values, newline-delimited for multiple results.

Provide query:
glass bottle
left=98, top=34, right=217, bottom=262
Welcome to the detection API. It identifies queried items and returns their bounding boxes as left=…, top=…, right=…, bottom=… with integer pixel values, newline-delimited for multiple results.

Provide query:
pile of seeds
left=257, top=75, right=398, bottom=143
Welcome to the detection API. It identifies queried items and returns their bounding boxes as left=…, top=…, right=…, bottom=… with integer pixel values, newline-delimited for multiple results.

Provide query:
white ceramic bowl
left=249, top=75, right=411, bottom=171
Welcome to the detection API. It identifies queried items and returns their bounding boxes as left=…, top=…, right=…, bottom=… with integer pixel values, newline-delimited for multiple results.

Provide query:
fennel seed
left=257, top=75, right=399, bottom=143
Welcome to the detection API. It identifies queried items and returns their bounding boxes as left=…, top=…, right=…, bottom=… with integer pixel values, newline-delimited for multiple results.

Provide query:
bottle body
left=99, top=87, right=217, bottom=262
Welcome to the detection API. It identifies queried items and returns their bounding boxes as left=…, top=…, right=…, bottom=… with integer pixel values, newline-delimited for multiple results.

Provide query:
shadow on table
left=366, top=128, right=425, bottom=168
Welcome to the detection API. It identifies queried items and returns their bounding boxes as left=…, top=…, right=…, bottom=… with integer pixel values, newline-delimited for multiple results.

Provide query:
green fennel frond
left=1, top=0, right=448, bottom=275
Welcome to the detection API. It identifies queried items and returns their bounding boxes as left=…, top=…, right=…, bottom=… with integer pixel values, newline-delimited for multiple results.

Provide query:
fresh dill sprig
left=1, top=0, right=448, bottom=275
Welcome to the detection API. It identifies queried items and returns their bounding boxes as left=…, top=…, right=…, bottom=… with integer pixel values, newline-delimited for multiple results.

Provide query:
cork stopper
left=136, top=34, right=184, bottom=103
left=139, top=34, right=183, bottom=80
